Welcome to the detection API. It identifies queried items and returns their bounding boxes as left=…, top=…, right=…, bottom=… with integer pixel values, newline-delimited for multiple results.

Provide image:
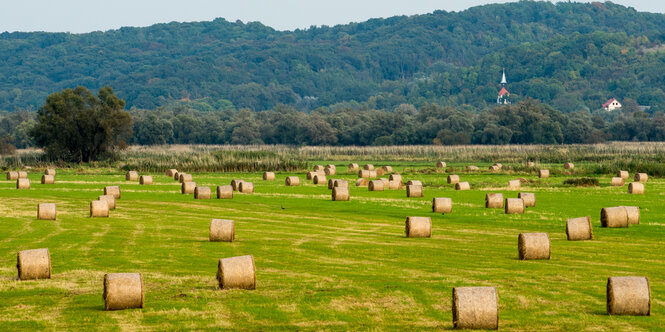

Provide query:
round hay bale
left=623, top=206, right=640, bottom=225
left=98, top=195, right=116, bottom=210
left=607, top=276, right=650, bottom=316
left=37, top=203, right=56, bottom=220
left=564, top=162, right=574, bottom=170
left=436, top=161, right=447, bottom=168
left=566, top=216, right=593, bottom=241
left=601, top=206, right=629, bottom=228
left=313, top=165, right=324, bottom=172
left=44, top=169, right=56, bottom=176
left=347, top=163, right=359, bottom=171
left=628, top=182, right=644, bottom=194
left=104, top=186, right=121, bottom=199
left=358, top=170, right=369, bottom=178
left=125, top=171, right=139, bottom=181
left=405, top=217, right=431, bottom=238
left=488, top=165, right=500, bottom=171
left=173, top=171, right=180, bottom=181
left=41, top=175, right=54, bottom=184
left=381, top=166, right=393, bottom=172
left=6, top=171, right=18, bottom=180
left=90, top=200, right=109, bottom=218
left=217, top=255, right=256, bottom=290
left=379, top=178, right=389, bottom=186
left=285, top=176, right=300, bottom=186
left=194, top=186, right=211, bottom=199
left=139, top=175, right=153, bottom=185
left=179, top=173, right=193, bottom=183
left=363, top=164, right=375, bottom=171
left=634, top=173, right=648, bottom=182
left=538, top=169, right=550, bottom=178
left=505, top=198, right=524, bottom=214
left=307, top=172, right=323, bottom=180
left=238, top=182, right=254, bottom=193
left=230, top=179, right=244, bottom=191
left=432, top=197, right=452, bottom=214
left=327, top=178, right=336, bottom=189
left=455, top=182, right=470, bottom=191
left=262, top=172, right=275, bottom=181
left=611, top=177, right=625, bottom=186
left=18, top=171, right=28, bottom=178
left=313, top=174, right=327, bottom=185
left=406, top=185, right=423, bottom=197
left=493, top=163, right=503, bottom=169
left=17, top=248, right=51, bottom=280
left=447, top=175, right=460, bottom=185
left=368, top=180, right=384, bottom=191
left=181, top=182, right=197, bottom=194
left=216, top=185, right=233, bottom=199
left=210, top=219, right=235, bottom=242
left=452, top=286, right=498, bottom=330
left=407, top=180, right=422, bottom=186
left=165, top=169, right=178, bottom=177
left=485, top=193, right=504, bottom=209
left=518, top=232, right=550, bottom=260
left=518, top=192, right=536, bottom=207
left=389, top=174, right=402, bottom=183
left=508, top=179, right=521, bottom=189
left=375, top=168, right=385, bottom=176
left=618, top=170, right=629, bottom=179
left=324, top=167, right=336, bottom=176
left=527, top=161, right=535, bottom=167
left=103, top=273, right=144, bottom=311
left=326, top=164, right=336, bottom=171
left=356, top=178, right=369, bottom=187
left=466, top=165, right=479, bottom=171
left=332, top=187, right=350, bottom=201
left=333, top=179, right=348, bottom=188
left=17, top=178, right=30, bottom=189
left=388, top=180, right=402, bottom=190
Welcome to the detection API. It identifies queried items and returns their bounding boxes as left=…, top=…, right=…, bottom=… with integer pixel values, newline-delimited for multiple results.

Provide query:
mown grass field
left=1, top=160, right=664, bottom=330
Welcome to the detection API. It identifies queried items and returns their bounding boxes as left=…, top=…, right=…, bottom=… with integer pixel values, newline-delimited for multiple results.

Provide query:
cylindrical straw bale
left=601, top=207, right=629, bottom=228
left=181, top=181, right=196, bottom=194
left=566, top=216, right=593, bottom=241
left=98, top=195, right=116, bottom=210
left=363, top=164, right=375, bottom=171
left=634, top=173, right=648, bottom=182
left=18, top=171, right=28, bottom=178
left=210, top=219, right=235, bottom=242
left=17, top=248, right=51, bottom=280
left=217, top=255, right=256, bottom=290
left=369, top=180, right=385, bottom=191
left=405, top=217, right=431, bottom=238
left=493, top=163, right=503, bottom=169
left=165, top=169, right=177, bottom=177
left=90, top=200, right=109, bottom=217
left=179, top=173, right=193, bottom=183
left=41, top=175, right=54, bottom=184
left=406, top=185, right=423, bottom=197
left=333, top=179, right=348, bottom=188
left=455, top=182, right=470, bottom=191
left=238, top=182, right=254, bottom=193
left=348, top=163, right=359, bottom=171
left=379, top=178, right=389, bottom=186
left=467, top=165, right=479, bottom=171
left=125, top=171, right=138, bottom=181
left=105, top=186, right=121, bottom=199
left=17, top=178, right=30, bottom=189
left=307, top=172, right=323, bottom=180
left=324, top=167, right=336, bottom=176
left=356, top=178, right=369, bottom=187
left=623, top=206, right=640, bottom=225
left=518, top=192, right=536, bottom=207
left=538, top=169, right=550, bottom=178
left=485, top=193, right=504, bottom=208
left=389, top=174, right=402, bottom=183
left=313, top=174, right=326, bottom=185
left=381, top=166, right=393, bottom=172
left=407, top=180, right=422, bottom=186
left=103, top=273, right=144, bottom=310
left=505, top=198, right=525, bottom=214
left=327, top=178, right=336, bottom=189
left=195, top=186, right=211, bottom=199
left=139, top=175, right=153, bottom=185
left=376, top=168, right=385, bottom=176
left=262, top=172, right=275, bottom=181
left=230, top=179, right=244, bottom=191
left=332, top=187, right=350, bottom=201
left=518, top=233, right=550, bottom=260
left=564, top=162, right=574, bottom=170
left=433, top=197, right=452, bottom=214
left=326, top=164, right=336, bottom=171
left=607, top=276, right=651, bottom=316
left=37, top=203, right=56, bottom=220
left=6, top=171, right=18, bottom=180
left=44, top=169, right=56, bottom=176
left=508, top=180, right=521, bottom=189
left=488, top=165, right=500, bottom=171
left=173, top=171, right=180, bottom=181
left=436, top=161, right=447, bottom=168
left=388, top=180, right=402, bottom=190
left=628, top=182, right=644, bottom=194
left=285, top=176, right=300, bottom=186
left=452, top=286, right=499, bottom=330
left=447, top=175, right=460, bottom=185
left=611, top=177, right=625, bottom=186
left=216, top=185, right=233, bottom=199
left=618, top=170, right=629, bottom=179
left=527, top=161, right=535, bottom=167
left=313, top=165, right=324, bottom=172
left=358, top=170, right=371, bottom=178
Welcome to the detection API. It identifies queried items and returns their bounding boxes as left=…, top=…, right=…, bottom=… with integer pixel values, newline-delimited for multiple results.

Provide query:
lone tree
left=30, top=86, right=132, bottom=162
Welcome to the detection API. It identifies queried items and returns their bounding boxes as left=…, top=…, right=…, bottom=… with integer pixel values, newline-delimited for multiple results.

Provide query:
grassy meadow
left=1, top=145, right=665, bottom=330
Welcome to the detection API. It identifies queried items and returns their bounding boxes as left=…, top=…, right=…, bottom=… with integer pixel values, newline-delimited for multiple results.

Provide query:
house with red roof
left=602, top=98, right=621, bottom=111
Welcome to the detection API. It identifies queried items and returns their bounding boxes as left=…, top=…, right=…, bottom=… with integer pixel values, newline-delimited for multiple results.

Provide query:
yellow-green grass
left=0, top=163, right=663, bottom=330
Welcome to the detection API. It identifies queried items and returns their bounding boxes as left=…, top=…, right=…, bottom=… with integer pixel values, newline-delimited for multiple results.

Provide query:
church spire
left=500, top=68, right=507, bottom=85
left=497, top=68, right=510, bottom=105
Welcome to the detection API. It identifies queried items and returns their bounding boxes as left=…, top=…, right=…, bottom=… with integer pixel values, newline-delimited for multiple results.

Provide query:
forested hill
left=2, top=1, right=665, bottom=112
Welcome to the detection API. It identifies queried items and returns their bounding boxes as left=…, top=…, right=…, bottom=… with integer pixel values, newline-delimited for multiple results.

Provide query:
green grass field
left=1, top=161, right=664, bottom=330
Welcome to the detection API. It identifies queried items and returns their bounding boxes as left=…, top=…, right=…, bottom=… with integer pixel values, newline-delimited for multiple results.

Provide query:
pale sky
left=0, top=1, right=661, bottom=34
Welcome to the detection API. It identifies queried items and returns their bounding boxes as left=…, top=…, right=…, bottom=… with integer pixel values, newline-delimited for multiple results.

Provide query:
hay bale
left=356, top=178, right=369, bottom=187
left=375, top=168, right=385, bottom=176
left=103, top=273, right=144, bottom=310
left=634, top=173, right=648, bottom=182
left=485, top=193, right=504, bottom=209
left=37, top=203, right=56, bottom=220
left=6, top=171, right=18, bottom=180
left=358, top=170, right=370, bottom=178
left=381, top=166, right=393, bottom=172
left=379, top=178, right=389, bottom=186
left=307, top=171, right=324, bottom=180
left=518, top=192, right=536, bottom=207
left=90, top=200, right=109, bottom=218
left=539, top=169, right=550, bottom=178
left=262, top=172, right=275, bottom=181
left=195, top=186, right=211, bottom=199
left=173, top=171, right=180, bottom=181
left=467, top=165, right=479, bottom=171
left=518, top=232, right=550, bottom=260
left=388, top=180, right=402, bottom=190
left=363, top=164, right=375, bottom=171
left=324, top=167, right=336, bottom=176
left=436, top=161, right=447, bottom=168
left=505, top=198, right=525, bottom=214
left=230, top=179, right=244, bottom=191
left=210, top=219, right=235, bottom=242
left=165, top=169, right=178, bottom=177
left=348, top=163, right=359, bottom=171
left=407, top=180, right=422, bottom=186
left=601, top=206, right=629, bottom=228
left=368, top=180, right=385, bottom=191
left=332, top=187, right=350, bottom=201
left=41, top=174, right=54, bottom=184
left=239, top=182, right=254, bottom=193
left=285, top=176, right=300, bottom=186
left=628, top=182, right=644, bottom=194
left=17, top=178, right=30, bottom=189
left=217, top=255, right=256, bottom=290
left=452, top=286, right=499, bottom=330
left=104, top=186, right=121, bottom=199
left=566, top=216, right=593, bottom=241
left=313, top=174, right=327, bottom=185
left=17, top=248, right=51, bottom=280
left=333, top=179, right=348, bottom=188
left=99, top=195, right=116, bottom=210
left=313, top=165, right=324, bottom=172
left=406, top=185, right=423, bottom=197
left=564, top=162, right=574, bottom=170
left=216, top=185, right=233, bottom=199
left=508, top=180, right=521, bottom=189
left=432, top=197, right=452, bottom=214
left=455, top=182, right=470, bottom=191
left=44, top=169, right=56, bottom=176
left=527, top=161, right=535, bottom=167
left=611, top=177, right=625, bottom=186
left=125, top=171, right=139, bottom=181
left=493, top=163, right=503, bottom=169
left=623, top=206, right=640, bottom=225
left=18, top=171, right=28, bottom=178
left=181, top=182, right=197, bottom=194
left=139, top=175, right=153, bottom=185
left=488, top=165, right=500, bottom=171
left=179, top=173, right=193, bottom=183
left=447, top=175, right=460, bottom=185
left=389, top=174, right=402, bottom=183
left=327, top=178, right=337, bottom=189
left=326, top=164, right=336, bottom=171
left=607, top=276, right=651, bottom=316
left=618, top=170, right=629, bottom=179
left=405, top=217, right=431, bottom=238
